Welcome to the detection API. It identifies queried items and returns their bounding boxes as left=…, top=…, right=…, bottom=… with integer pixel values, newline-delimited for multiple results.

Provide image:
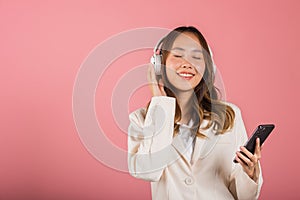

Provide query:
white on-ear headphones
left=150, top=36, right=216, bottom=76
left=208, top=45, right=217, bottom=73
left=150, top=37, right=165, bottom=75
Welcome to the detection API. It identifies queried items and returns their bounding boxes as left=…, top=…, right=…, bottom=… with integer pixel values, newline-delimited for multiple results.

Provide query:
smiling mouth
left=177, top=72, right=195, bottom=79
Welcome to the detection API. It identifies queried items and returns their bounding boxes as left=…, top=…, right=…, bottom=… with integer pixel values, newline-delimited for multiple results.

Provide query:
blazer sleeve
left=127, top=96, right=180, bottom=182
left=228, top=105, right=263, bottom=200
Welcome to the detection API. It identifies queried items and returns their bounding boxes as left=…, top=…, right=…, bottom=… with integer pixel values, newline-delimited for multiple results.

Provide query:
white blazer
left=128, top=96, right=263, bottom=200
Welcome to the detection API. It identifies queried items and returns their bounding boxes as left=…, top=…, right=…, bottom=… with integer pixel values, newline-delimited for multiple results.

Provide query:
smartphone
left=234, top=124, right=275, bottom=163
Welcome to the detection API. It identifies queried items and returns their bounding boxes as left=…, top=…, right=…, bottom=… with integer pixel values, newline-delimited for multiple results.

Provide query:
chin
left=171, top=85, right=196, bottom=93
left=165, top=75, right=201, bottom=93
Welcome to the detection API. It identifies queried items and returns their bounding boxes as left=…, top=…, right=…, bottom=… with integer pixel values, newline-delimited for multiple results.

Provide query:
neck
left=175, top=90, right=194, bottom=124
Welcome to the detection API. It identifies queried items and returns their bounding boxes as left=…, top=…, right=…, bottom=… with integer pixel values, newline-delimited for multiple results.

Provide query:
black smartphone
left=234, top=124, right=275, bottom=163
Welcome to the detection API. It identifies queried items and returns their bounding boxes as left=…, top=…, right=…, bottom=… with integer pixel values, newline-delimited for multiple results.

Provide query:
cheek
left=194, top=74, right=203, bottom=85
left=165, top=57, right=179, bottom=70
left=194, top=65, right=205, bottom=84
left=194, top=62, right=206, bottom=74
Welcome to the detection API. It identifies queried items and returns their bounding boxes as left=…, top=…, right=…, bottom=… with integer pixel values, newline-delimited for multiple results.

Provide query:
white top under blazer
left=128, top=96, right=263, bottom=200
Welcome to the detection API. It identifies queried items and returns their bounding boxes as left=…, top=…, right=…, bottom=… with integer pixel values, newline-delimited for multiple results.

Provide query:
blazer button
left=185, top=177, right=194, bottom=185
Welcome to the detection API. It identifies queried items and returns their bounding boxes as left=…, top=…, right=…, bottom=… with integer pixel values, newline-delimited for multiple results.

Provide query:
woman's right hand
left=147, top=63, right=166, bottom=96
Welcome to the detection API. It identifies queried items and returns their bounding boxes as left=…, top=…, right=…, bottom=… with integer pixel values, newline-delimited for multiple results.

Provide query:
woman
left=128, top=26, right=263, bottom=199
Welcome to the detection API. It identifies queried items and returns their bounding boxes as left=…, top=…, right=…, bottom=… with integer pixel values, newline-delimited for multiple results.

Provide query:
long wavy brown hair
left=149, top=26, right=235, bottom=137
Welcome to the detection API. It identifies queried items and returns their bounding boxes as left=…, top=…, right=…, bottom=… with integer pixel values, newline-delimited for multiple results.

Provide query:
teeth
left=179, top=73, right=193, bottom=77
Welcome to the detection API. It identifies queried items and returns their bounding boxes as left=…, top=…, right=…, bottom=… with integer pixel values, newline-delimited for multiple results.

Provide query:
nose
left=181, top=60, right=193, bottom=69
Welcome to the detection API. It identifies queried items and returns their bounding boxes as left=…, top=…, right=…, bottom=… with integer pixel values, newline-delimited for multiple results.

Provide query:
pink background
left=1, top=0, right=299, bottom=199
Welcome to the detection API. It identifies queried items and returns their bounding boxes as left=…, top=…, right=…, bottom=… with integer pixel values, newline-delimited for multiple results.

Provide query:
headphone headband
left=153, top=37, right=165, bottom=55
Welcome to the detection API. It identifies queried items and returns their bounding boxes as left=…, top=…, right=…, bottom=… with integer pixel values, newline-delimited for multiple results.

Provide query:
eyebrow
left=171, top=47, right=202, bottom=53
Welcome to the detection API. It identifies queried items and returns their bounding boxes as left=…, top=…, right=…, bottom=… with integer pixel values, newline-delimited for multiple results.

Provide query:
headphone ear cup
left=150, top=54, right=162, bottom=75
left=154, top=54, right=162, bottom=75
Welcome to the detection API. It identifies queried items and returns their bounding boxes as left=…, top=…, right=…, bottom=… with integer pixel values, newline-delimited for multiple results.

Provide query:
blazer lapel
left=191, top=121, right=220, bottom=163
left=171, top=120, right=221, bottom=165
left=171, top=135, right=195, bottom=165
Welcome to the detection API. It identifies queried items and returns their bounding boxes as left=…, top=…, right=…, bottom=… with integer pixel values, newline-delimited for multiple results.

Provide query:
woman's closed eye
left=191, top=53, right=203, bottom=60
left=192, top=56, right=201, bottom=60
left=173, top=54, right=183, bottom=58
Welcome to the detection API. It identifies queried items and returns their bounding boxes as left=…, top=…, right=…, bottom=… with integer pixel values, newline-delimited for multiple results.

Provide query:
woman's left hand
left=235, top=138, right=261, bottom=182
